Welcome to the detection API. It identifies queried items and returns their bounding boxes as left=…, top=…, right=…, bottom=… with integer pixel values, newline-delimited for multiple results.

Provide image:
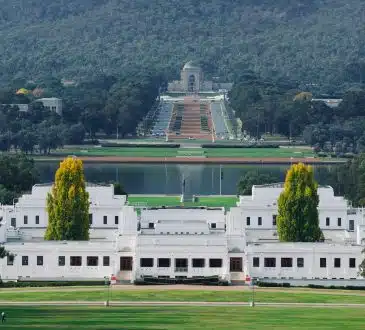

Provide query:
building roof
left=183, top=61, right=200, bottom=70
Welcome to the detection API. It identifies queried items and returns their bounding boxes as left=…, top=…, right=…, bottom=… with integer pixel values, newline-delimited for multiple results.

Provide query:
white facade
left=37, top=97, right=63, bottom=115
left=1, top=183, right=365, bottom=284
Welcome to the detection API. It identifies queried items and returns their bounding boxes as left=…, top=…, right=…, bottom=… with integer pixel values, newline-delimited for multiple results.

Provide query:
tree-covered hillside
left=1, top=0, right=364, bottom=89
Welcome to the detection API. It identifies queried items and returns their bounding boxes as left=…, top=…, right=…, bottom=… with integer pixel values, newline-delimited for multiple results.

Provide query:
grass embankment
left=41, top=146, right=315, bottom=159
left=1, top=288, right=365, bottom=304
left=127, top=196, right=238, bottom=209
left=0, top=306, right=363, bottom=329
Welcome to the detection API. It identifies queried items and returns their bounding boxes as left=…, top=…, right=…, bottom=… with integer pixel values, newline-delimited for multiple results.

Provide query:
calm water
left=36, top=163, right=339, bottom=195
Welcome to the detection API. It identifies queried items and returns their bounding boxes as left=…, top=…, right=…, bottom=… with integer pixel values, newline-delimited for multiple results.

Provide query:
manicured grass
left=0, top=306, right=364, bottom=329
left=1, top=288, right=365, bottom=304
left=205, top=147, right=314, bottom=158
left=127, top=196, right=238, bottom=209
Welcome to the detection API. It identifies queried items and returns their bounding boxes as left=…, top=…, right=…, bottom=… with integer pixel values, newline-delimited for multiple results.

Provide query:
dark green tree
left=237, top=171, right=280, bottom=195
left=277, top=163, right=322, bottom=242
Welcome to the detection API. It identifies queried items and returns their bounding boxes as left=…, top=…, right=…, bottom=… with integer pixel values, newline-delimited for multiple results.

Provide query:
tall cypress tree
left=277, top=163, right=322, bottom=242
left=45, top=157, right=89, bottom=240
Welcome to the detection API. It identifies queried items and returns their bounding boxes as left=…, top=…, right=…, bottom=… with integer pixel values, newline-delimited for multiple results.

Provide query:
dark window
left=211, top=223, right=216, bottom=229
left=7, top=255, right=14, bottom=266
left=334, top=258, right=341, bottom=268
left=148, top=222, right=154, bottom=229
left=253, top=257, right=260, bottom=267
left=349, top=220, right=354, bottom=231
left=87, top=256, right=98, bottom=266
left=281, top=258, right=293, bottom=268
left=103, top=216, right=107, bottom=225
left=326, top=217, right=330, bottom=226
left=103, top=256, right=110, bottom=266
left=120, top=257, right=133, bottom=271
left=175, top=258, right=188, bottom=269
left=349, top=258, right=356, bottom=268
left=24, top=215, right=28, bottom=225
left=140, top=258, right=153, bottom=267
left=22, top=256, right=28, bottom=266
left=115, top=216, right=119, bottom=225
left=58, top=256, right=65, bottom=266
left=264, top=258, right=276, bottom=268
left=35, top=215, right=40, bottom=225
left=70, top=256, right=82, bottom=266
left=272, top=215, right=277, bottom=226
left=320, top=258, right=327, bottom=268
left=89, top=214, right=93, bottom=225
left=37, top=256, right=43, bottom=266
left=297, top=258, right=304, bottom=268
left=11, top=218, right=16, bottom=227
left=192, top=258, right=205, bottom=268
left=246, top=217, right=250, bottom=226
left=158, top=258, right=171, bottom=267
left=230, top=257, right=242, bottom=272
left=258, top=217, right=262, bottom=226
left=209, top=259, right=222, bottom=268
left=338, top=218, right=342, bottom=227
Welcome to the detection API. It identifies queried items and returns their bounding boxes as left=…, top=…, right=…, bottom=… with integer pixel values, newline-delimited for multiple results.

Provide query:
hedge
left=201, top=144, right=280, bottom=149
left=0, top=280, right=108, bottom=287
left=257, top=282, right=365, bottom=290
left=100, top=143, right=180, bottom=148
left=256, top=281, right=291, bottom=288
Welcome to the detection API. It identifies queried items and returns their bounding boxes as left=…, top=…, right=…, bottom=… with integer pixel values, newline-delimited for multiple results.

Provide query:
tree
left=277, top=163, right=322, bottom=242
left=237, top=171, right=280, bottom=195
left=360, top=250, right=365, bottom=277
left=45, top=157, right=90, bottom=240
left=114, top=183, right=127, bottom=196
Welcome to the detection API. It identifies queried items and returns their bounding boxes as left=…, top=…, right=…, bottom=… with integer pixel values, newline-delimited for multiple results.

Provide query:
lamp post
left=104, top=276, right=110, bottom=307
left=250, top=277, right=255, bottom=307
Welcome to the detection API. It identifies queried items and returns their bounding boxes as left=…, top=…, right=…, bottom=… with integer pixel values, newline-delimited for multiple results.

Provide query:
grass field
left=127, top=196, right=238, bottom=209
left=0, top=306, right=363, bottom=329
left=47, top=146, right=315, bottom=159
left=2, top=288, right=365, bottom=304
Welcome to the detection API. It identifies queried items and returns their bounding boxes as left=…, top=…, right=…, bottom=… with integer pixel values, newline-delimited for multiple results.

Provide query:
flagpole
left=219, top=165, right=222, bottom=196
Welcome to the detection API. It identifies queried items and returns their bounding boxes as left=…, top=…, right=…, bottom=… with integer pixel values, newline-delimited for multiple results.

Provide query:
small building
left=37, top=97, right=63, bottom=115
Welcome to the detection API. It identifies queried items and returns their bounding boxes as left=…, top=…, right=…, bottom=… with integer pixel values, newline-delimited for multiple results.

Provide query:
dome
left=183, top=61, right=200, bottom=70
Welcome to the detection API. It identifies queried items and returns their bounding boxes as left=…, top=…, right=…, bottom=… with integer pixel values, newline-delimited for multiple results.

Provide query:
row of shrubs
left=257, top=281, right=365, bottom=290
left=201, top=144, right=280, bottom=149
left=0, top=281, right=107, bottom=287
left=100, top=143, right=180, bottom=148
left=316, top=152, right=355, bottom=159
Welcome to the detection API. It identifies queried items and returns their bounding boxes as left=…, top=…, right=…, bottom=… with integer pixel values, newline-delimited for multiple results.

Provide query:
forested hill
left=1, top=0, right=365, bottom=89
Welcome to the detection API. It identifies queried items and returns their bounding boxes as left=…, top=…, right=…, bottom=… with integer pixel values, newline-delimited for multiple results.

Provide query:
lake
left=36, top=162, right=339, bottom=195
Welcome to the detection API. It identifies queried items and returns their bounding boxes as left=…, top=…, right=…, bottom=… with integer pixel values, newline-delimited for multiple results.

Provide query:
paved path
left=1, top=301, right=365, bottom=308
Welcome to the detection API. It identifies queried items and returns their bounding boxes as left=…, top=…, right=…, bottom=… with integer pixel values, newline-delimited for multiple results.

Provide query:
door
left=120, top=257, right=133, bottom=271
left=349, top=220, right=354, bottom=231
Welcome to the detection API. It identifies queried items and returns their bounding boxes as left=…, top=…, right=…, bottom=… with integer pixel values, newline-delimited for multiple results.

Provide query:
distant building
left=37, top=97, right=63, bottom=115
left=312, top=99, right=342, bottom=108
left=1, top=104, right=29, bottom=112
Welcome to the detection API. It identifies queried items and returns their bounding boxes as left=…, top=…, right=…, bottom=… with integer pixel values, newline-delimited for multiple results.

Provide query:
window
left=211, top=223, right=216, bottom=229
left=281, top=258, right=293, bottom=268
left=37, top=256, right=43, bottom=266
left=103, top=216, right=107, bottom=225
left=89, top=214, right=93, bottom=225
left=70, top=256, right=82, bottom=266
left=349, top=220, right=354, bottom=231
left=103, top=256, right=110, bottom=266
left=338, top=218, right=342, bottom=227
left=87, top=256, right=98, bottom=266
left=148, top=222, right=154, bottom=229
left=11, top=217, right=16, bottom=227
left=230, top=257, right=242, bottom=272
left=209, top=259, right=222, bottom=268
left=264, top=258, right=276, bottom=268
left=192, top=258, right=205, bottom=268
left=35, top=215, right=40, bottom=225
left=297, top=258, right=304, bottom=268
left=140, top=258, right=153, bottom=267
left=320, top=258, right=327, bottom=268
left=175, top=259, right=188, bottom=270
left=258, top=217, right=262, bottom=226
left=22, top=256, right=28, bottom=266
left=272, top=215, right=277, bottom=226
left=246, top=217, right=250, bottom=226
left=158, top=258, right=171, bottom=267
left=334, top=258, right=341, bottom=268
left=24, top=215, right=28, bottom=225
left=120, top=257, right=133, bottom=271
left=115, top=216, right=119, bottom=225
left=253, top=257, right=260, bottom=267
left=58, top=256, right=65, bottom=266
left=349, top=258, right=356, bottom=268
left=7, top=255, right=14, bottom=266
left=326, top=217, right=330, bottom=226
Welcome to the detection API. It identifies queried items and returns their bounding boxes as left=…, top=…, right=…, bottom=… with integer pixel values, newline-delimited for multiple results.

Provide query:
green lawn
left=0, top=306, right=363, bottom=329
left=127, top=196, right=238, bottom=209
left=46, top=146, right=315, bottom=159
left=1, top=288, right=365, bottom=304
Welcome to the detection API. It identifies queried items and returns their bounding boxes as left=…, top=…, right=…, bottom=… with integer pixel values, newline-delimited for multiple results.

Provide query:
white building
left=37, top=97, right=63, bottom=115
left=0, top=183, right=364, bottom=285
